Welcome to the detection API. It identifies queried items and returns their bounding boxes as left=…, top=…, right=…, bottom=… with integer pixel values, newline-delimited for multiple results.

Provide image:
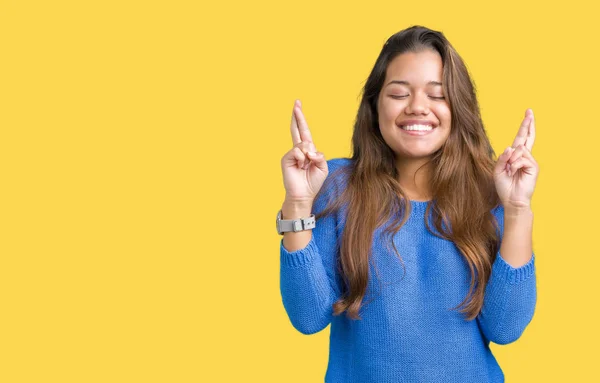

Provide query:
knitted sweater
left=279, top=158, right=536, bottom=383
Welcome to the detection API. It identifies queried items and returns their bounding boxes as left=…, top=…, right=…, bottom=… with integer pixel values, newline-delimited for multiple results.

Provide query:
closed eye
left=390, top=95, right=445, bottom=100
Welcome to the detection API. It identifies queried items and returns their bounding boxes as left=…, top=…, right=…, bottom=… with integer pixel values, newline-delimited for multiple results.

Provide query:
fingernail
left=307, top=151, right=316, bottom=157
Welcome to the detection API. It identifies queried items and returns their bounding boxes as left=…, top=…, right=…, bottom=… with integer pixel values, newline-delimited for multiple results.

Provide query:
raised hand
left=281, top=100, right=328, bottom=204
left=494, top=109, right=539, bottom=209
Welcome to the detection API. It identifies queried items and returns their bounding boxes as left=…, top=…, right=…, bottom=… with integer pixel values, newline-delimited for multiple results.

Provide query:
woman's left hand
left=494, top=109, right=539, bottom=210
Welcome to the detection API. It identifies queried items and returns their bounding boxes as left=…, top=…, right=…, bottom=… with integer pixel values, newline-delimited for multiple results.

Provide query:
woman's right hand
left=281, top=100, right=328, bottom=204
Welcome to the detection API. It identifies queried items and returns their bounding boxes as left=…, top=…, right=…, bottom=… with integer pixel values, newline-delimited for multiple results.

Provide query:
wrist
left=504, top=205, right=533, bottom=219
left=281, top=200, right=313, bottom=219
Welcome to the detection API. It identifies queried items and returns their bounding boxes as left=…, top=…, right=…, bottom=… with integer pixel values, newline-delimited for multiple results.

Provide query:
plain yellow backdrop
left=1, top=0, right=598, bottom=381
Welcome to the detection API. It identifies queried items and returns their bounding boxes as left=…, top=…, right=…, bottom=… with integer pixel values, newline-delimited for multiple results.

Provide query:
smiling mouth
left=399, top=124, right=435, bottom=131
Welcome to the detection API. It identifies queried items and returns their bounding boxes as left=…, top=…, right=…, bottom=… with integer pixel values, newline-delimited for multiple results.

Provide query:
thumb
left=307, top=151, right=327, bottom=172
left=494, top=146, right=512, bottom=176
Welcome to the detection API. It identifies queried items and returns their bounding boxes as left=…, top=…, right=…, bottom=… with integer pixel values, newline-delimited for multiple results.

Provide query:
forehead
left=384, top=50, right=443, bottom=85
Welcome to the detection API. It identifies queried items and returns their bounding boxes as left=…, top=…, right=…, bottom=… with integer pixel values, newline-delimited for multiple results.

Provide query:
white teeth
left=401, top=124, right=433, bottom=131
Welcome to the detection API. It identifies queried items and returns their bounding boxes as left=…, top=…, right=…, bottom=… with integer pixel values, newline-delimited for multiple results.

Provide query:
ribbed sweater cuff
left=280, top=235, right=319, bottom=268
left=493, top=252, right=536, bottom=284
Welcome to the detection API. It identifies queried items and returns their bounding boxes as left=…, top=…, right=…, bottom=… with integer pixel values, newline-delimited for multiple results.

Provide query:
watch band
left=276, top=209, right=316, bottom=235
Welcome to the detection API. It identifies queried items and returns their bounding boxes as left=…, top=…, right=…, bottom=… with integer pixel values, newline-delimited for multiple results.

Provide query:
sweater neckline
left=406, top=199, right=432, bottom=214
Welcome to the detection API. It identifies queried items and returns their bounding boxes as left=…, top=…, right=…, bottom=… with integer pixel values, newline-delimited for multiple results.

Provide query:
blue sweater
left=279, top=158, right=536, bottom=383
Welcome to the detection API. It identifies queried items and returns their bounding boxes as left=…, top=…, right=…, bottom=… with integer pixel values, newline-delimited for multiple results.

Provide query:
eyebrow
left=385, top=80, right=443, bottom=87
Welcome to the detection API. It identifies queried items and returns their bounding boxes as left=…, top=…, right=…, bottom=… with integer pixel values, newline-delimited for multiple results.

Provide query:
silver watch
left=276, top=209, right=316, bottom=235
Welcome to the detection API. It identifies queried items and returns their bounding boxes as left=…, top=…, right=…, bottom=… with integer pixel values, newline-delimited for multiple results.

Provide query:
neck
left=395, top=157, right=433, bottom=202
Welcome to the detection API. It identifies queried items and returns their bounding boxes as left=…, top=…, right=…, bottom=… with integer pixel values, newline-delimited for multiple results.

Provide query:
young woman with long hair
left=277, top=25, right=538, bottom=382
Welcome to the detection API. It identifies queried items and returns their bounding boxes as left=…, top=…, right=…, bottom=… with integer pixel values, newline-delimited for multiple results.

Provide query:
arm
left=476, top=204, right=537, bottom=345
left=279, top=160, right=344, bottom=335
left=499, top=206, right=534, bottom=268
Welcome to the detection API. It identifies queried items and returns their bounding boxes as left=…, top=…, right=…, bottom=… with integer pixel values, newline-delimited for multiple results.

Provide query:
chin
left=397, top=151, right=436, bottom=160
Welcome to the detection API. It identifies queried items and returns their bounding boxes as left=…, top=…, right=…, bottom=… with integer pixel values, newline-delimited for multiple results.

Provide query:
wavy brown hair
left=315, top=25, right=501, bottom=321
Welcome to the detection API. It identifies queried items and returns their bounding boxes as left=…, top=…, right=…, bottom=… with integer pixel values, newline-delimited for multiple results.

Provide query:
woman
left=277, top=25, right=538, bottom=382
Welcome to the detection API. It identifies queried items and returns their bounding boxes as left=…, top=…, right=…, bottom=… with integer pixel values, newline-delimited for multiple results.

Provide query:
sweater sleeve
left=476, top=204, right=537, bottom=345
left=279, top=159, right=345, bottom=335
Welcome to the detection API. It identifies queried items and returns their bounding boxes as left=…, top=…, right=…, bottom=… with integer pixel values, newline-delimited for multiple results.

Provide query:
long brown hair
left=315, top=25, right=501, bottom=321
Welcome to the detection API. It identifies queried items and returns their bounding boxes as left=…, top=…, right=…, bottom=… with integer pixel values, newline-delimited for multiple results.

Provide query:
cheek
left=437, top=105, right=451, bottom=123
left=430, top=107, right=450, bottom=127
left=380, top=99, right=402, bottom=121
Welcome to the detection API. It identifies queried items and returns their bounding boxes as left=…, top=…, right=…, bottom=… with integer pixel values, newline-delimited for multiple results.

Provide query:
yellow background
left=1, top=0, right=598, bottom=381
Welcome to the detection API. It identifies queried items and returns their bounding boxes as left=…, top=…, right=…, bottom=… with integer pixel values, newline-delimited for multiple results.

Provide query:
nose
left=405, top=92, right=429, bottom=115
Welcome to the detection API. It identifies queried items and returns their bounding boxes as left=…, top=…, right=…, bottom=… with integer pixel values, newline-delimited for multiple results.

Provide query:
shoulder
left=491, top=202, right=505, bottom=218
left=491, top=202, right=505, bottom=236
left=323, top=157, right=353, bottom=193
left=326, top=157, right=353, bottom=173
left=313, top=157, right=352, bottom=210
